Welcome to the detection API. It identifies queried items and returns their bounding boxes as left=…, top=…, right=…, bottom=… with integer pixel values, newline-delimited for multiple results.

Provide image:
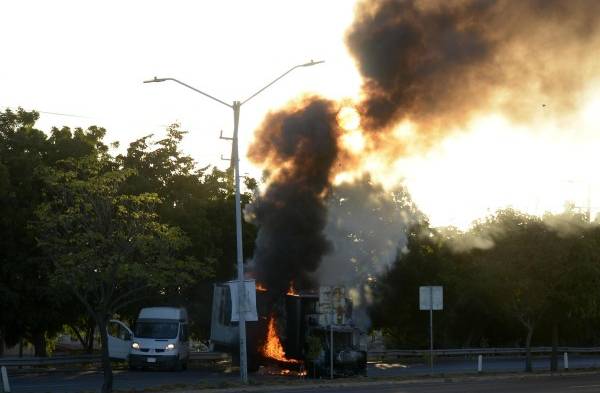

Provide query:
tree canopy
left=0, top=108, right=257, bottom=391
left=370, top=206, right=600, bottom=370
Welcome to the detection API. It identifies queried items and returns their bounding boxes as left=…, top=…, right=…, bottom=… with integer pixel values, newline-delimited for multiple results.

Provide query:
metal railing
left=190, top=352, right=230, bottom=361
left=368, top=347, right=600, bottom=361
left=0, top=354, right=100, bottom=367
left=2, top=347, right=599, bottom=367
left=0, top=352, right=230, bottom=368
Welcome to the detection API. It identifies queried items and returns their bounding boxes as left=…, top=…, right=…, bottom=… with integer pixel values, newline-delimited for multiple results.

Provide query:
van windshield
left=135, top=322, right=179, bottom=339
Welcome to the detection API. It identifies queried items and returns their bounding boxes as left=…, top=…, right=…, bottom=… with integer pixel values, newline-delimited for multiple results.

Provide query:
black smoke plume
left=347, top=0, right=600, bottom=135
left=247, top=97, right=340, bottom=298
left=247, top=0, right=600, bottom=303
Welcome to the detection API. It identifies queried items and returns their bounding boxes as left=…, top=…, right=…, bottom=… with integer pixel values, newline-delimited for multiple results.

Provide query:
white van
left=108, top=307, right=190, bottom=370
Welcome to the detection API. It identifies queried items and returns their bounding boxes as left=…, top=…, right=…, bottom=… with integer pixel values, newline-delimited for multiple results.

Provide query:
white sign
left=228, top=279, right=258, bottom=322
left=419, top=286, right=443, bottom=310
left=318, top=286, right=348, bottom=326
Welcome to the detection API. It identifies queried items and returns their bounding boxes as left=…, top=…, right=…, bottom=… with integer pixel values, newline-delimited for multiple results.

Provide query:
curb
left=147, top=369, right=600, bottom=393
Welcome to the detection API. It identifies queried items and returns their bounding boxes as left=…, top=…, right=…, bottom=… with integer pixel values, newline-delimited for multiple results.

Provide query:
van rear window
left=135, top=322, right=179, bottom=339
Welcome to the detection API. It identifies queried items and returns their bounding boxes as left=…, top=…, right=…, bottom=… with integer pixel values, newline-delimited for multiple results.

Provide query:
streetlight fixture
left=143, top=60, right=324, bottom=383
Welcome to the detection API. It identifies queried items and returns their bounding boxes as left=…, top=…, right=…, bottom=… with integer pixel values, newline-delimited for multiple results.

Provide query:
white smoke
left=316, top=175, right=419, bottom=329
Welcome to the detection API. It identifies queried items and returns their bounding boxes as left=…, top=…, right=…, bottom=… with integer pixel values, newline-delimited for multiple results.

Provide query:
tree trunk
left=98, top=318, right=113, bottom=393
left=32, top=332, right=47, bottom=357
left=86, top=323, right=96, bottom=354
left=525, top=326, right=534, bottom=372
left=463, top=329, right=474, bottom=348
left=70, top=324, right=88, bottom=352
left=550, top=324, right=559, bottom=372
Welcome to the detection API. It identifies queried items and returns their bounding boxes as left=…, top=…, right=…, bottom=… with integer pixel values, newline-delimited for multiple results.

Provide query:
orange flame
left=262, top=316, right=299, bottom=364
left=286, top=282, right=299, bottom=296
left=256, top=283, right=267, bottom=292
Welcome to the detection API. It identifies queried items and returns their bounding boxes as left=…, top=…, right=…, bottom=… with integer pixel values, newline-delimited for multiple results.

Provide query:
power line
left=0, top=105, right=92, bottom=119
left=38, top=110, right=91, bottom=119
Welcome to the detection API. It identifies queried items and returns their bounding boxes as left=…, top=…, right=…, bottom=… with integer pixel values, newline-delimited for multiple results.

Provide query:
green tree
left=470, top=209, right=572, bottom=371
left=369, top=206, right=600, bottom=358
left=34, top=156, right=210, bottom=393
left=538, top=209, right=600, bottom=370
left=117, top=127, right=257, bottom=337
left=370, top=220, right=452, bottom=347
left=0, top=108, right=68, bottom=355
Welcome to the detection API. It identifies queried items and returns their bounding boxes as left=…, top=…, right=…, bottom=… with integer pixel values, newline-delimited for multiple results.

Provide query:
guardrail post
left=477, top=355, right=482, bottom=373
left=564, top=352, right=569, bottom=371
left=1, top=366, right=10, bottom=392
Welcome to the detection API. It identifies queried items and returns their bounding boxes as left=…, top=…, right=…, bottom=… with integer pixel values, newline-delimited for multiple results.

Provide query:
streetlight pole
left=231, top=100, right=248, bottom=382
left=143, top=60, right=323, bottom=383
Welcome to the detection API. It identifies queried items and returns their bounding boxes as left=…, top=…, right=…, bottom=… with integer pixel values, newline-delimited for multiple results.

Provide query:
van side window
left=108, top=322, right=131, bottom=340
left=108, top=323, right=119, bottom=338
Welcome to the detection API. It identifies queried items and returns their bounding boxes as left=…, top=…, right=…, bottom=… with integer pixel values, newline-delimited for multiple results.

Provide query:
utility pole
left=563, top=179, right=595, bottom=223
left=429, top=286, right=433, bottom=372
left=587, top=183, right=592, bottom=223
left=231, top=100, right=248, bottom=382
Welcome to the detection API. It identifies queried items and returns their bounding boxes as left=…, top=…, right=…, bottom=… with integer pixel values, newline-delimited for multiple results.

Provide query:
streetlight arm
left=143, top=77, right=232, bottom=108
left=240, top=60, right=324, bottom=106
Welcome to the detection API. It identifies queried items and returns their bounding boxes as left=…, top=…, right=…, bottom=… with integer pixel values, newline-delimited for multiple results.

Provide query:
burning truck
left=210, top=282, right=367, bottom=377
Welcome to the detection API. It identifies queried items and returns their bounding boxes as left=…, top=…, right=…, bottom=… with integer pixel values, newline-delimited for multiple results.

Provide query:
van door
left=179, top=323, right=190, bottom=360
left=108, top=320, right=133, bottom=360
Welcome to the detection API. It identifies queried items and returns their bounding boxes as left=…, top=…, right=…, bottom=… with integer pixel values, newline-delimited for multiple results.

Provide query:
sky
left=0, top=0, right=361, bottom=167
left=2, top=0, right=600, bottom=229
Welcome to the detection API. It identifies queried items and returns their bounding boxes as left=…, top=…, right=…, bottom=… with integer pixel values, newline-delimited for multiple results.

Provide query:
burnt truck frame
left=210, top=283, right=367, bottom=376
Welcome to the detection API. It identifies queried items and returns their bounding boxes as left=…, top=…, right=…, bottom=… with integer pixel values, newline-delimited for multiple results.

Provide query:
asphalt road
left=8, top=356, right=600, bottom=393
left=10, top=368, right=231, bottom=393
left=369, top=355, right=600, bottom=377
left=13, top=370, right=600, bottom=393
left=237, top=374, right=600, bottom=393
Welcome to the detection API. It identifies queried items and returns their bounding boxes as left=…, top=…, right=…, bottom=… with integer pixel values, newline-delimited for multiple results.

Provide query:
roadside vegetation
left=370, top=208, right=600, bottom=372
left=0, top=108, right=257, bottom=392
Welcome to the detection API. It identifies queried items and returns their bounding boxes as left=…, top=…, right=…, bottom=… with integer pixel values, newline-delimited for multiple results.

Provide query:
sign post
left=330, top=309, right=334, bottom=379
left=419, top=286, right=443, bottom=373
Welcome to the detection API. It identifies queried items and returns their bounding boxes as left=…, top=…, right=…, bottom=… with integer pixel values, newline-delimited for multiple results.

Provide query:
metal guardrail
left=0, top=355, right=100, bottom=367
left=2, top=347, right=599, bottom=367
left=368, top=347, right=600, bottom=360
left=190, top=352, right=230, bottom=361
left=0, top=352, right=230, bottom=367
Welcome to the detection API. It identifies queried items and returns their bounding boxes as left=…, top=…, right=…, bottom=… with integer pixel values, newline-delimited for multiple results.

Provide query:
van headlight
left=165, top=343, right=175, bottom=351
left=131, top=342, right=140, bottom=350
